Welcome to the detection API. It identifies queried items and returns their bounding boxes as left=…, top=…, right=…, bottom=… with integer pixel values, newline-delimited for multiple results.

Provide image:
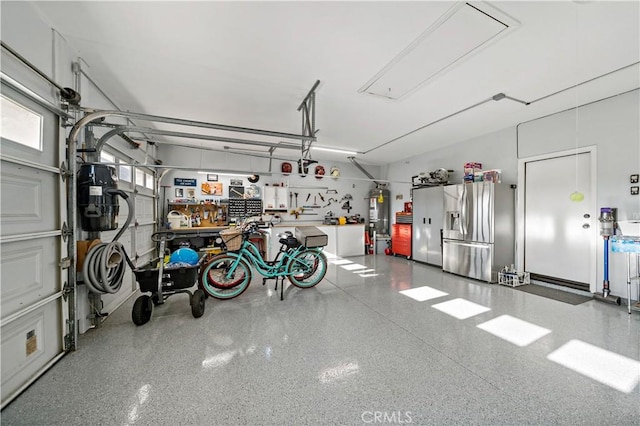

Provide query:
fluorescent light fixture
left=197, top=171, right=252, bottom=177
left=359, top=2, right=517, bottom=100
left=311, top=146, right=359, bottom=155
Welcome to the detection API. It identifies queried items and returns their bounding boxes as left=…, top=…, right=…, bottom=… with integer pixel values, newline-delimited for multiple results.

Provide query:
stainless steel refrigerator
left=412, top=186, right=444, bottom=266
left=442, top=182, right=515, bottom=282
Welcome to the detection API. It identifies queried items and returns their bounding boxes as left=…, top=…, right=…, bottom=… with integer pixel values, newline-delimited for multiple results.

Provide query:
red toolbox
left=392, top=224, right=412, bottom=258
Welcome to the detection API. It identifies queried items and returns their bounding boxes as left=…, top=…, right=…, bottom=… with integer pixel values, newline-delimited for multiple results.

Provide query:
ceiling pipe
left=348, top=156, right=383, bottom=187
left=92, top=126, right=300, bottom=161
left=68, top=109, right=315, bottom=151
left=362, top=92, right=527, bottom=155
left=362, top=62, right=639, bottom=156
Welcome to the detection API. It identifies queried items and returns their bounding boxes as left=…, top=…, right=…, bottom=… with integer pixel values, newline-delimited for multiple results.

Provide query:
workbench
left=164, top=226, right=231, bottom=250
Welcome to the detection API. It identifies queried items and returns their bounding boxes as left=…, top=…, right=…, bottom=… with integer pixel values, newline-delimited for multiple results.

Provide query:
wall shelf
left=288, top=186, right=329, bottom=190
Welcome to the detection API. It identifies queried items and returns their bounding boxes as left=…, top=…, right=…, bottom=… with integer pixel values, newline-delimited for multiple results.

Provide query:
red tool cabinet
left=392, top=224, right=412, bottom=258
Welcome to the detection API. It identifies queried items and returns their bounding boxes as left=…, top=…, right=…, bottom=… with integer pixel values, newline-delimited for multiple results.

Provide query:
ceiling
left=32, top=1, right=639, bottom=166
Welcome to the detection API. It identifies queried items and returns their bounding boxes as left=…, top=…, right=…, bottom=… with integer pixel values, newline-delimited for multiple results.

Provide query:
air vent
left=359, top=2, right=517, bottom=100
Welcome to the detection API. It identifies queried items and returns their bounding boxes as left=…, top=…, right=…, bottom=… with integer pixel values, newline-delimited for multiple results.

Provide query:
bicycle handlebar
left=236, top=215, right=276, bottom=232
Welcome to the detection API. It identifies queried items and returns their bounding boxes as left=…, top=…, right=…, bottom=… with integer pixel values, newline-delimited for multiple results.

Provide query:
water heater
left=368, top=187, right=390, bottom=236
left=77, top=164, right=120, bottom=231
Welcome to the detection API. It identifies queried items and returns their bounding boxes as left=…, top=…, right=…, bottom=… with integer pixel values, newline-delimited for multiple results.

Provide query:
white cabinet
left=412, top=186, right=444, bottom=266
left=265, top=224, right=363, bottom=259
left=263, top=186, right=288, bottom=211
left=336, top=225, right=365, bottom=257
left=316, top=226, right=337, bottom=256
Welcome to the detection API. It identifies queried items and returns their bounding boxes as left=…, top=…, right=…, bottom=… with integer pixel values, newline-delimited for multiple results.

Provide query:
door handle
left=443, top=240, right=490, bottom=249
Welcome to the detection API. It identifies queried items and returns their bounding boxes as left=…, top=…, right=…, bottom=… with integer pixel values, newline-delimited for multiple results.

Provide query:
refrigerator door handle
left=443, top=240, right=490, bottom=248
left=460, top=185, right=468, bottom=236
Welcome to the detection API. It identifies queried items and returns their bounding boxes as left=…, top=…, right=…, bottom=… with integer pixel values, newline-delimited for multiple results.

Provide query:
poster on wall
left=186, top=188, right=196, bottom=198
left=201, top=182, right=223, bottom=195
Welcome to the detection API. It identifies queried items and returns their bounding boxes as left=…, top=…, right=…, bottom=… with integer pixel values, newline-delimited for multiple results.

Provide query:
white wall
left=385, top=89, right=640, bottom=300
left=518, top=90, right=640, bottom=299
left=385, top=126, right=518, bottom=216
left=158, top=144, right=382, bottom=225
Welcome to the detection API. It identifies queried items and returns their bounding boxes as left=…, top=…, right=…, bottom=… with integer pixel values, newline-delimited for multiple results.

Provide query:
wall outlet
left=631, top=186, right=639, bottom=195
left=631, top=174, right=639, bottom=183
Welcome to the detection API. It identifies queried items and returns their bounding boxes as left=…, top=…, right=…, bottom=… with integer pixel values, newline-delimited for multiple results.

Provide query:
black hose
left=82, top=190, right=136, bottom=294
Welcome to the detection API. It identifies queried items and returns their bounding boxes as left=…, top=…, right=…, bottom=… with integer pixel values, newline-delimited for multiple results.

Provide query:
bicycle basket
left=220, top=228, right=243, bottom=251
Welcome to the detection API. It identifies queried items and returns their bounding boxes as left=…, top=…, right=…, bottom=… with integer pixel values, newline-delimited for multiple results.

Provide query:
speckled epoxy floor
left=2, top=254, right=639, bottom=425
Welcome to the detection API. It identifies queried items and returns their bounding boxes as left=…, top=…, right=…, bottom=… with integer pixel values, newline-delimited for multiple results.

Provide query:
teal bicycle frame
left=224, top=233, right=312, bottom=280
left=199, top=226, right=326, bottom=300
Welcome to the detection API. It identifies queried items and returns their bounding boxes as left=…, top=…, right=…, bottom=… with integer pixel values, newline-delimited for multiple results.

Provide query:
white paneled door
left=524, top=151, right=595, bottom=289
left=1, top=86, right=67, bottom=408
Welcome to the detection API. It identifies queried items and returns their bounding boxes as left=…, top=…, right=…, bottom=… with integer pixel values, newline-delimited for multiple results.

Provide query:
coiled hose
left=82, top=189, right=136, bottom=294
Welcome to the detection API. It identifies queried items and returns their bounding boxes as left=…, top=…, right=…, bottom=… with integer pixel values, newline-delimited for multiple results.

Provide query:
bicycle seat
left=279, top=235, right=300, bottom=248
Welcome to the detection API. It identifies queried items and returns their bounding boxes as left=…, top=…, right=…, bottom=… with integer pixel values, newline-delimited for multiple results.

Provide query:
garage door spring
left=82, top=190, right=136, bottom=294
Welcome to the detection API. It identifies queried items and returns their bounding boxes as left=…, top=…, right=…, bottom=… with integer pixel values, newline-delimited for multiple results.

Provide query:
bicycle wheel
left=287, top=249, right=327, bottom=288
left=199, top=254, right=252, bottom=299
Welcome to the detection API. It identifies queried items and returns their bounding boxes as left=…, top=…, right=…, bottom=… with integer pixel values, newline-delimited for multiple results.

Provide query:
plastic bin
left=134, top=261, right=200, bottom=293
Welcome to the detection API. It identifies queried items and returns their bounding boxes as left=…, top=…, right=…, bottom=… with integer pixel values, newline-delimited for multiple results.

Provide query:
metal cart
left=131, top=231, right=206, bottom=325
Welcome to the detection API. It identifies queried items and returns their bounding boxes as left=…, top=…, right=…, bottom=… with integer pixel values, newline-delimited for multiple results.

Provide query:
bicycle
left=198, top=217, right=328, bottom=300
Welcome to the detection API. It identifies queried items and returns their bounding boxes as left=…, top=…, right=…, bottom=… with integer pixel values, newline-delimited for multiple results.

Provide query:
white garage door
left=1, top=86, right=68, bottom=408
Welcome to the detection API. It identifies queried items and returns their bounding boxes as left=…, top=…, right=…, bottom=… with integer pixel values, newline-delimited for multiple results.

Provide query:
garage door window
left=135, top=168, right=145, bottom=187
left=0, top=95, right=43, bottom=151
left=119, top=163, right=132, bottom=182
left=100, top=151, right=115, bottom=164
left=145, top=172, right=154, bottom=190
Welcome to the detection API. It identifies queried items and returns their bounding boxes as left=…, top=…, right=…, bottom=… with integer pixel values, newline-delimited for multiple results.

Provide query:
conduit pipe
left=348, top=156, right=383, bottom=187
left=362, top=61, right=639, bottom=156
